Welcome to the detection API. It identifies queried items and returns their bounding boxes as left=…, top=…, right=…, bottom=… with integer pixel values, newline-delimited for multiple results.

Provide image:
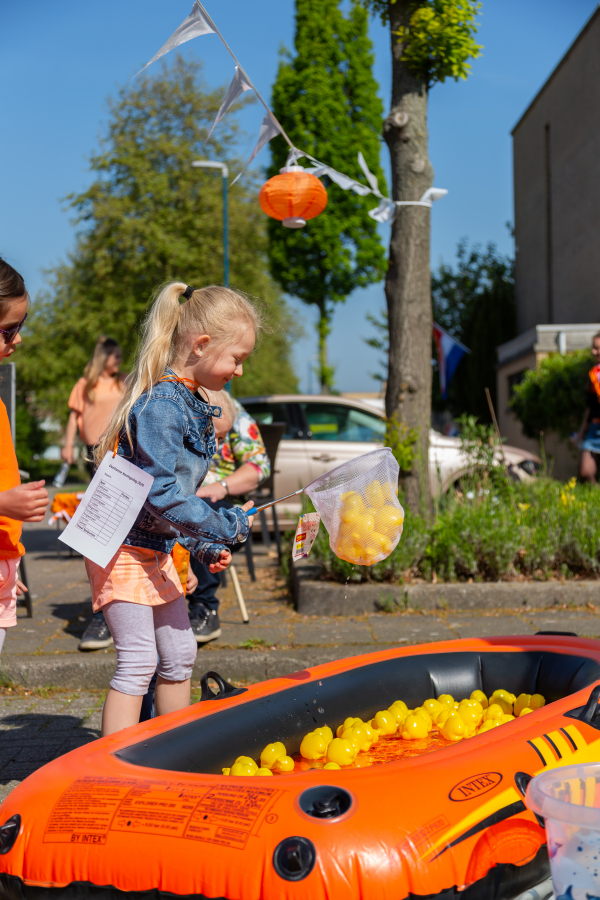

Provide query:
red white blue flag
left=433, top=323, right=470, bottom=399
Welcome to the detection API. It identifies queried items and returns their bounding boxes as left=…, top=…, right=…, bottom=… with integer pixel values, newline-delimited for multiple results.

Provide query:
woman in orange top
left=0, top=257, right=49, bottom=653
left=62, top=336, right=125, bottom=476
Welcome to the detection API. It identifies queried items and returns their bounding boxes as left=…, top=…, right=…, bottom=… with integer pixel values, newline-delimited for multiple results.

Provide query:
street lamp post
left=191, top=160, right=229, bottom=286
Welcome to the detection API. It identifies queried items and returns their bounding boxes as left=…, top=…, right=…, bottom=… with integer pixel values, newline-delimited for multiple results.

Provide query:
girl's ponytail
left=95, top=282, right=185, bottom=463
left=136, top=282, right=183, bottom=395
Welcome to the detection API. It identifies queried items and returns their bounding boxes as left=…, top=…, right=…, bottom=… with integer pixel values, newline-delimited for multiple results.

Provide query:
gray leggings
left=103, top=596, right=197, bottom=696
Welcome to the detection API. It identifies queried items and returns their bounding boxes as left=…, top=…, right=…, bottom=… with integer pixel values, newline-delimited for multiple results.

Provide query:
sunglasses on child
left=0, top=312, right=28, bottom=343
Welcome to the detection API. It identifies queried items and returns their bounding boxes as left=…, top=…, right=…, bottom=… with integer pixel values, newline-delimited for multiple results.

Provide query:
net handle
left=246, top=489, right=304, bottom=516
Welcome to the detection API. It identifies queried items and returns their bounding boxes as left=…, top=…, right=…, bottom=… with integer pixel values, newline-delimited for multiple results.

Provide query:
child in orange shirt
left=0, top=257, right=49, bottom=652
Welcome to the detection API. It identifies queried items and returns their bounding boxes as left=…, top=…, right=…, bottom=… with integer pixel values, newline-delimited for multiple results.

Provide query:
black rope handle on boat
left=199, top=670, right=247, bottom=702
left=573, top=683, right=600, bottom=724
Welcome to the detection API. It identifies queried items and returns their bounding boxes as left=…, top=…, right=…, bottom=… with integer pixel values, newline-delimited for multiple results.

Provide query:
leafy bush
left=510, top=350, right=591, bottom=440
left=309, top=477, right=600, bottom=583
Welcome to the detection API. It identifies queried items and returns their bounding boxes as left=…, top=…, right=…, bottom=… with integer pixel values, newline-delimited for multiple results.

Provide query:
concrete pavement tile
left=369, top=615, right=453, bottom=644
left=0, top=781, right=20, bottom=802
left=41, top=632, right=88, bottom=655
left=40, top=716, right=87, bottom=734
left=220, top=624, right=290, bottom=647
left=526, top=613, right=600, bottom=637
left=193, top=649, right=267, bottom=683
left=84, top=717, right=102, bottom=731
left=291, top=620, right=373, bottom=645
left=63, top=700, right=102, bottom=714
left=3, top=624, right=60, bottom=654
left=0, top=704, right=35, bottom=718
left=1, top=766, right=45, bottom=780
left=10, top=744, right=66, bottom=762
left=447, top=616, right=535, bottom=639
left=26, top=700, right=79, bottom=714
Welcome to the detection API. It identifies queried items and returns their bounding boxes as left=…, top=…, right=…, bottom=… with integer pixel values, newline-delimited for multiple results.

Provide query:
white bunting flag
left=205, top=66, right=254, bottom=144
left=306, top=164, right=371, bottom=196
left=247, top=111, right=282, bottom=165
left=357, top=151, right=382, bottom=197
left=231, top=111, right=282, bottom=184
left=368, top=197, right=397, bottom=224
left=136, top=1, right=214, bottom=76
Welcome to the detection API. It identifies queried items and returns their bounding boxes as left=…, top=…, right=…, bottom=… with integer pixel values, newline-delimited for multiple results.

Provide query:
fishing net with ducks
left=304, top=448, right=404, bottom=566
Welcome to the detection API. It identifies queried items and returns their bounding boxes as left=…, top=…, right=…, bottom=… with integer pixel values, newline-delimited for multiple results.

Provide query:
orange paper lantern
left=259, top=167, right=327, bottom=228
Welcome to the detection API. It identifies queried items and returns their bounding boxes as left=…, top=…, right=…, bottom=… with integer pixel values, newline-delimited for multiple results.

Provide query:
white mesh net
left=304, top=448, right=404, bottom=566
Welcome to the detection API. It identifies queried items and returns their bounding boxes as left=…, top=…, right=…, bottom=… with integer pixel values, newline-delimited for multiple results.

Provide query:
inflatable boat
left=2, top=634, right=600, bottom=900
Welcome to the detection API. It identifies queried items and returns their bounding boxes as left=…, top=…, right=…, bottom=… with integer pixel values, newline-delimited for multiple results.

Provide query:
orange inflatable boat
left=3, top=633, right=600, bottom=900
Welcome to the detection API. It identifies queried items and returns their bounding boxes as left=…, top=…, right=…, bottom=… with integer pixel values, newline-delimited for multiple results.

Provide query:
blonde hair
left=96, top=282, right=260, bottom=462
left=207, top=389, right=236, bottom=437
left=84, top=336, right=121, bottom=401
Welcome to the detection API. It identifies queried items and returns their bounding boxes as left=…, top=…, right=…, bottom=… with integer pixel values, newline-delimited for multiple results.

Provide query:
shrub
left=308, top=477, right=600, bottom=583
left=510, top=350, right=592, bottom=440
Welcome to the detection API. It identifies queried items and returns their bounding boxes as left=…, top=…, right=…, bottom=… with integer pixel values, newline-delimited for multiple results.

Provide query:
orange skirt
left=85, top=546, right=183, bottom=612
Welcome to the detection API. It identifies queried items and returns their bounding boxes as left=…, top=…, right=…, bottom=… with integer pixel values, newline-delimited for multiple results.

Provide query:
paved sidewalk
left=0, top=690, right=103, bottom=802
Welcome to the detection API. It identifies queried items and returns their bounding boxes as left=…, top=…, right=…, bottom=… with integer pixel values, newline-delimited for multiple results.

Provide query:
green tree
left=432, top=238, right=516, bottom=421
left=510, top=350, right=592, bottom=441
left=361, top=0, right=482, bottom=512
left=365, top=238, right=516, bottom=422
left=18, top=57, right=298, bottom=425
left=268, top=0, right=387, bottom=393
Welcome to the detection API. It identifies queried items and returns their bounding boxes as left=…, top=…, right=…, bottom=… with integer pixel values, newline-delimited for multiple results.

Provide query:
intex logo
left=449, top=772, right=502, bottom=802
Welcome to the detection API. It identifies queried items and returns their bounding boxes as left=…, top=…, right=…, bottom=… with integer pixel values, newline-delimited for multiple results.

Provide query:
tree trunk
left=317, top=299, right=333, bottom=395
left=384, top=0, right=433, bottom=514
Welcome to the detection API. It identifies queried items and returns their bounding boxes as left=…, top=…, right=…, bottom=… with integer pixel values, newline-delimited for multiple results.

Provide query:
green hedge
left=310, top=477, right=600, bottom=583
left=510, top=350, right=592, bottom=440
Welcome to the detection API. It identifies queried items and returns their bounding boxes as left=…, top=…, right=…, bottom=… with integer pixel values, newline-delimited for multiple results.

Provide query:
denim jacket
left=116, top=368, right=249, bottom=565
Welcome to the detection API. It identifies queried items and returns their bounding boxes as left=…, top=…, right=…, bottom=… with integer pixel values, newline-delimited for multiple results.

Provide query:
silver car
left=240, top=395, right=541, bottom=529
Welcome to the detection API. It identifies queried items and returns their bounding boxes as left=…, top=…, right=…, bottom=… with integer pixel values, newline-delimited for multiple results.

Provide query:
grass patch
left=239, top=637, right=268, bottom=650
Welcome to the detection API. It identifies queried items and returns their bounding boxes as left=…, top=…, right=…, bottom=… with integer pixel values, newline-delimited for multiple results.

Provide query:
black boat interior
left=117, top=647, right=600, bottom=775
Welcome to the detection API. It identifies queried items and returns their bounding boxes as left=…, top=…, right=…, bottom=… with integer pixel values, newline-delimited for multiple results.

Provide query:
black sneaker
left=78, top=616, right=113, bottom=651
left=189, top=606, right=221, bottom=643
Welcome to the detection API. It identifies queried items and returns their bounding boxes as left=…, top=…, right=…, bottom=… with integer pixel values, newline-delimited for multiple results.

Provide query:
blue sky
left=1, top=0, right=598, bottom=392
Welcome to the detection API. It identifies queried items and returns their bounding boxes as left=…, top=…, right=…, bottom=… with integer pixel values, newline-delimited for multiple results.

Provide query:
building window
left=508, top=370, right=526, bottom=400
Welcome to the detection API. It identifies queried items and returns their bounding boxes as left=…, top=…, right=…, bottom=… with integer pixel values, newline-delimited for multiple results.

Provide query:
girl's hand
left=242, top=500, right=255, bottom=529
left=16, top=579, right=27, bottom=596
left=185, top=568, right=198, bottom=594
left=0, top=482, right=49, bottom=522
left=209, top=550, right=232, bottom=573
left=61, top=446, right=73, bottom=465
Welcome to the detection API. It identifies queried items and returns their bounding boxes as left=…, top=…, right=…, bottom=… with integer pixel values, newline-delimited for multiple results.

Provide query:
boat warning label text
left=44, top=776, right=283, bottom=850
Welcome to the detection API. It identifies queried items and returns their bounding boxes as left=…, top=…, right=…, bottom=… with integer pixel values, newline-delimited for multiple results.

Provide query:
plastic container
left=526, top=763, right=600, bottom=900
left=52, top=461, right=70, bottom=488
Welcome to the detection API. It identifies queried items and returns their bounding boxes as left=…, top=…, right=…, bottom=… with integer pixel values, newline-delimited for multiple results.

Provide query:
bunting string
left=137, top=1, right=447, bottom=221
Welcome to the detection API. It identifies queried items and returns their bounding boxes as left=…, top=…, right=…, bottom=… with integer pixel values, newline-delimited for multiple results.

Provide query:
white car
left=240, top=394, right=541, bottom=527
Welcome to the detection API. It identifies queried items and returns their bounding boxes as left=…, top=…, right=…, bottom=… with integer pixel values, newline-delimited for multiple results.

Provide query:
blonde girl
left=89, top=282, right=256, bottom=736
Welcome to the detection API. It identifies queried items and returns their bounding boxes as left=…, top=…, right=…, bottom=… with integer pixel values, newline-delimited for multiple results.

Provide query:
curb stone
left=1, top=645, right=399, bottom=690
left=292, top=558, right=600, bottom=615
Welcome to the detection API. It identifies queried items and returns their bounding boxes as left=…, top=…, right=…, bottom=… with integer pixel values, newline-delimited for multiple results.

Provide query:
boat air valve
left=0, top=815, right=21, bottom=855
left=298, top=785, right=353, bottom=819
left=273, top=836, right=316, bottom=881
